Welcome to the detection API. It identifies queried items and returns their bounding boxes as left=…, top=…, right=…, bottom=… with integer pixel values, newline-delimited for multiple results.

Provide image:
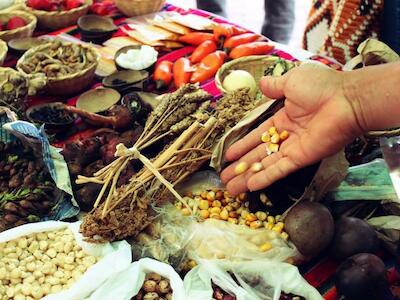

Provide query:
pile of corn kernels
left=0, top=228, right=98, bottom=300
left=176, top=189, right=289, bottom=252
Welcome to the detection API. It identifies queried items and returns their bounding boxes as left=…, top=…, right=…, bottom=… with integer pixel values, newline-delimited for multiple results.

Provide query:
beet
left=331, top=217, right=379, bottom=260
left=335, top=253, right=393, bottom=300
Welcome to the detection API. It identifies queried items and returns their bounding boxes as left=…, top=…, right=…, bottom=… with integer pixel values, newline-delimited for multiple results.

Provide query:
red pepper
left=6, top=17, right=26, bottom=30
left=224, top=33, right=260, bottom=50
left=178, top=32, right=215, bottom=46
left=154, top=60, right=173, bottom=90
left=190, top=40, right=217, bottom=64
left=173, top=57, right=192, bottom=88
left=65, top=0, right=83, bottom=10
left=190, top=51, right=226, bottom=84
left=229, top=42, right=275, bottom=59
left=213, top=23, right=247, bottom=42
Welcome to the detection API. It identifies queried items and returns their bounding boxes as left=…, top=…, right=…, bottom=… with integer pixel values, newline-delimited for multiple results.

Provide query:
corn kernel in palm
left=280, top=232, right=289, bottom=240
left=280, top=130, right=289, bottom=141
left=270, top=132, right=280, bottom=144
left=268, top=143, right=280, bottom=153
left=261, top=131, right=270, bottom=143
left=259, top=242, right=272, bottom=252
left=251, top=162, right=263, bottom=172
left=234, top=161, right=249, bottom=175
left=268, top=126, right=277, bottom=135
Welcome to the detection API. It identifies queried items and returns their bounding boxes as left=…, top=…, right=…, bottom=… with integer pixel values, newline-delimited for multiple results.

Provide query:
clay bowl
left=8, top=37, right=48, bottom=54
left=77, top=15, right=117, bottom=44
left=102, top=69, right=149, bottom=93
left=76, top=87, right=121, bottom=113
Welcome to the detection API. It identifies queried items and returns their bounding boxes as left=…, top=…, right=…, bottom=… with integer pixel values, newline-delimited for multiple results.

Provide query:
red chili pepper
left=6, top=17, right=26, bottom=30
left=224, top=33, right=260, bottom=50
left=173, top=57, right=192, bottom=88
left=154, top=60, right=173, bottom=90
left=65, top=0, right=83, bottom=10
left=229, top=42, right=275, bottom=59
left=190, top=40, right=217, bottom=64
left=190, top=51, right=227, bottom=84
left=178, top=32, right=215, bottom=46
left=213, top=23, right=247, bottom=42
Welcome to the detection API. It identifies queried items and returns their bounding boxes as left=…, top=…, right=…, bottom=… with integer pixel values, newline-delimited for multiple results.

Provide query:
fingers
left=260, top=74, right=288, bottom=99
left=247, top=156, right=299, bottom=191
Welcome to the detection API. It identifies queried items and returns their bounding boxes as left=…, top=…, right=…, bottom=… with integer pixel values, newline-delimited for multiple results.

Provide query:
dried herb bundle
left=80, top=88, right=256, bottom=242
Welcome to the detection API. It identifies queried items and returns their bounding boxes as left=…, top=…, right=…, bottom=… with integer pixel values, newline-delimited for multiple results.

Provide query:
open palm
left=220, top=63, right=362, bottom=195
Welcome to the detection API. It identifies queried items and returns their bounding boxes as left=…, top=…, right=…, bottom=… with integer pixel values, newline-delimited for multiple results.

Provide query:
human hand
left=220, top=63, right=363, bottom=196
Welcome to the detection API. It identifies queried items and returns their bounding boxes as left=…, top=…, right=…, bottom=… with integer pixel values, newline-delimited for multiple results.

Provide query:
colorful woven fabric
left=304, top=0, right=384, bottom=64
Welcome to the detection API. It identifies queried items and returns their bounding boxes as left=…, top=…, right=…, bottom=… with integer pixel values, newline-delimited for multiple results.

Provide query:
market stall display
left=0, top=2, right=399, bottom=300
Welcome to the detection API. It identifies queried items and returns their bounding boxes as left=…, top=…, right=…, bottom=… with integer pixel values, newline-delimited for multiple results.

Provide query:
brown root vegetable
left=64, top=105, right=133, bottom=131
left=156, top=280, right=170, bottom=294
left=143, top=292, right=159, bottom=300
left=285, top=201, right=334, bottom=256
left=143, top=280, right=157, bottom=293
left=9, top=174, right=23, bottom=188
left=3, top=202, right=28, bottom=217
left=331, top=217, right=379, bottom=260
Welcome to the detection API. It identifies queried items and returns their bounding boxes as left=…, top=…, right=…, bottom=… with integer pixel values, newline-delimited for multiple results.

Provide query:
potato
left=285, top=201, right=334, bottom=256
left=331, top=217, right=378, bottom=260
left=335, top=253, right=392, bottom=300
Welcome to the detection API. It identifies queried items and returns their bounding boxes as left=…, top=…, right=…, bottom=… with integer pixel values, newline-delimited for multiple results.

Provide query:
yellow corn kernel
left=251, top=162, right=264, bottom=172
left=234, top=161, right=249, bottom=175
left=268, top=143, right=280, bottom=154
left=259, top=193, right=268, bottom=204
left=200, top=191, right=208, bottom=199
left=280, top=232, right=289, bottom=240
left=246, top=213, right=257, bottom=222
left=212, top=200, right=222, bottom=208
left=265, top=223, right=274, bottom=230
left=229, top=211, right=239, bottom=218
left=268, top=126, right=277, bottom=135
left=255, top=211, right=267, bottom=221
left=259, top=242, right=272, bottom=252
left=267, top=216, right=275, bottom=224
left=270, top=132, right=280, bottom=144
left=198, top=200, right=209, bottom=210
left=210, top=207, right=221, bottom=214
left=225, top=205, right=233, bottom=212
left=238, top=193, right=247, bottom=202
left=275, top=222, right=284, bottom=230
left=200, top=210, right=210, bottom=219
left=215, top=190, right=224, bottom=200
left=238, top=219, right=246, bottom=225
left=275, top=215, right=282, bottom=222
left=207, top=191, right=216, bottom=201
left=220, top=209, right=229, bottom=220
left=280, top=130, right=289, bottom=141
left=261, top=131, right=270, bottom=143
left=241, top=210, right=249, bottom=219
left=249, top=220, right=263, bottom=229
left=272, top=225, right=283, bottom=234
left=227, top=218, right=238, bottom=224
left=181, top=208, right=191, bottom=216
left=210, top=213, right=221, bottom=220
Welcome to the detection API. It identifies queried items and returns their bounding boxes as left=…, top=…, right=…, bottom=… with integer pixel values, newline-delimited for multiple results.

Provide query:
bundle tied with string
left=79, top=85, right=257, bottom=242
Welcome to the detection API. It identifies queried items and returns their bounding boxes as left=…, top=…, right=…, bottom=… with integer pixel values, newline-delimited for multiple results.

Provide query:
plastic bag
left=87, top=257, right=186, bottom=300
left=186, top=218, right=297, bottom=263
left=0, top=221, right=132, bottom=300
left=184, top=259, right=323, bottom=300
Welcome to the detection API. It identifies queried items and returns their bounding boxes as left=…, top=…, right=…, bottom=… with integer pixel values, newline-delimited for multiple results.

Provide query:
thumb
left=260, top=74, right=288, bottom=99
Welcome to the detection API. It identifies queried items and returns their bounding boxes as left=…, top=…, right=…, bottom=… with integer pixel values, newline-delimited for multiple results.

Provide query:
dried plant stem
left=157, top=155, right=212, bottom=172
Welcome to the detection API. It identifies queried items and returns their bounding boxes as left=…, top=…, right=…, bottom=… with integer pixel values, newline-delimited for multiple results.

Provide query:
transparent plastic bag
left=87, top=258, right=186, bottom=300
left=184, top=259, right=323, bottom=300
left=0, top=221, right=132, bottom=300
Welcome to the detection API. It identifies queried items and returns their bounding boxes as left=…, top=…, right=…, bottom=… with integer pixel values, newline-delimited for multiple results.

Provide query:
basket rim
left=215, top=55, right=283, bottom=94
left=16, top=41, right=99, bottom=83
left=24, top=0, right=92, bottom=17
left=0, top=40, right=7, bottom=61
left=0, top=10, right=37, bottom=38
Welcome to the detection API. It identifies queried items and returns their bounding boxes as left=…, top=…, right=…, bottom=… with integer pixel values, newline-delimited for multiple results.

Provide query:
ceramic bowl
left=78, top=15, right=117, bottom=44
left=76, top=87, right=121, bottom=113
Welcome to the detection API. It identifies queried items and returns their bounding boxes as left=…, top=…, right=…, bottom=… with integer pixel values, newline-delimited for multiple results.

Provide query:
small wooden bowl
left=26, top=102, right=77, bottom=132
left=102, top=69, right=149, bottom=93
left=114, top=45, right=157, bottom=72
left=78, top=15, right=117, bottom=44
left=8, top=37, right=48, bottom=55
left=76, top=88, right=121, bottom=113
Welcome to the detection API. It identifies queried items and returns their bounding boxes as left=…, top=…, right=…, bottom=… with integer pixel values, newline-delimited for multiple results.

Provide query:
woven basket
left=17, top=42, right=99, bottom=96
left=24, top=0, right=92, bottom=30
left=215, top=55, right=284, bottom=98
left=0, top=10, right=36, bottom=42
left=0, top=40, right=7, bottom=66
left=115, top=0, right=165, bottom=17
